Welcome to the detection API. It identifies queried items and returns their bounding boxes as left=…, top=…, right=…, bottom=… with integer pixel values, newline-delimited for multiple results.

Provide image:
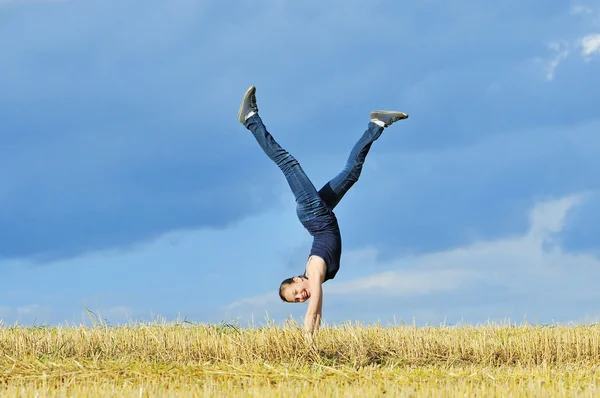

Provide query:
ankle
left=245, top=110, right=257, bottom=121
left=370, top=119, right=385, bottom=128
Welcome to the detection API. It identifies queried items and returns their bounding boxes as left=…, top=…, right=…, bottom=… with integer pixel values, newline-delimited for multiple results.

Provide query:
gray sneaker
left=370, top=110, right=408, bottom=127
left=238, top=85, right=258, bottom=123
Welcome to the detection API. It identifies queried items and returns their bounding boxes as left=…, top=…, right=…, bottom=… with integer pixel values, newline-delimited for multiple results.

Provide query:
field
left=1, top=320, right=600, bottom=397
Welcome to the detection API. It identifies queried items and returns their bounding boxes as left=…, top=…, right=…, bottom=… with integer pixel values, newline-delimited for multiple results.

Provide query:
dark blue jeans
left=244, top=114, right=384, bottom=223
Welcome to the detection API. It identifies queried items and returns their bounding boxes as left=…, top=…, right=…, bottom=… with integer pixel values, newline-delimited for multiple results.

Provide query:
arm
left=304, top=256, right=326, bottom=334
left=304, top=282, right=322, bottom=333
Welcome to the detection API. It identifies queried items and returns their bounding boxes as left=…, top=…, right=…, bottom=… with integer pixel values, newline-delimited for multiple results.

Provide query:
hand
left=303, top=329, right=315, bottom=343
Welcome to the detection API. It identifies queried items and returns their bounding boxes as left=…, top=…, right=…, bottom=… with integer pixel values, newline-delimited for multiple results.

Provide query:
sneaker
left=238, top=86, right=258, bottom=123
left=370, top=110, right=408, bottom=127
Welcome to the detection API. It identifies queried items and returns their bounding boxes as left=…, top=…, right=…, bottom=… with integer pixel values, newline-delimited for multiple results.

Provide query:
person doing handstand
left=238, top=86, right=408, bottom=333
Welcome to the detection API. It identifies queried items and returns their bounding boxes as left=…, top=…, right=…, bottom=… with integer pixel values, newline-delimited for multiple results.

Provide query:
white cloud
left=541, top=31, right=600, bottom=80
left=332, top=195, right=586, bottom=296
left=228, top=293, right=276, bottom=310
left=227, top=194, right=598, bottom=321
left=328, top=268, right=477, bottom=297
left=17, top=304, right=41, bottom=315
left=0, top=304, right=53, bottom=325
left=571, top=4, right=594, bottom=15
left=580, top=34, right=600, bottom=57
left=0, top=186, right=310, bottom=325
left=527, top=195, right=583, bottom=238
left=544, top=41, right=570, bottom=81
left=538, top=5, right=600, bottom=78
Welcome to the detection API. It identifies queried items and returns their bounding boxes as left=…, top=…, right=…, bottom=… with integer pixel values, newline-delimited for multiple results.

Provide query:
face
left=284, top=277, right=311, bottom=303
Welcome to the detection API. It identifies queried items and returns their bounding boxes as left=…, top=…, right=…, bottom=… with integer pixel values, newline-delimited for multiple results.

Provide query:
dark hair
left=279, top=276, right=297, bottom=302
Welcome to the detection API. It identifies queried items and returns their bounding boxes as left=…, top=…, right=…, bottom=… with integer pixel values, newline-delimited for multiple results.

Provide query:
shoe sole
left=371, top=110, right=409, bottom=120
left=238, top=85, right=256, bottom=123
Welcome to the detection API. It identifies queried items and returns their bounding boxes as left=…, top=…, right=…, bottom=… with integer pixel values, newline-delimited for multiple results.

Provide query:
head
left=279, top=276, right=311, bottom=303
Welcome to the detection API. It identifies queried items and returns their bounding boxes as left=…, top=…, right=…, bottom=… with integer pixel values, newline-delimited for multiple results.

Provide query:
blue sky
left=1, top=0, right=600, bottom=327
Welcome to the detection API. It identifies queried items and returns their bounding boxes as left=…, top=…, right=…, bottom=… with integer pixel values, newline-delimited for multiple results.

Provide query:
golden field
left=1, top=320, right=599, bottom=397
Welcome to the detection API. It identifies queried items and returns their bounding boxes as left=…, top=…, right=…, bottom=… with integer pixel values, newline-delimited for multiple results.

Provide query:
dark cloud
left=333, top=120, right=600, bottom=258
left=2, top=0, right=599, bottom=264
left=0, top=1, right=286, bottom=260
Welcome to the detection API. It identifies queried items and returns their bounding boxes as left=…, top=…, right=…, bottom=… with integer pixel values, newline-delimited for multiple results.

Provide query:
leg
left=318, top=110, right=408, bottom=210
left=318, top=122, right=383, bottom=210
left=244, top=114, right=329, bottom=219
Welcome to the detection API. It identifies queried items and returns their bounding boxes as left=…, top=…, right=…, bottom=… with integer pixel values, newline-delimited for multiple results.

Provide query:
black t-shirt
left=301, top=212, right=342, bottom=282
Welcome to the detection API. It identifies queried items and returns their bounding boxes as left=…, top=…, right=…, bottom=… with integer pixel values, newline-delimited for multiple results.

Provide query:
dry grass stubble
left=1, top=321, right=600, bottom=396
